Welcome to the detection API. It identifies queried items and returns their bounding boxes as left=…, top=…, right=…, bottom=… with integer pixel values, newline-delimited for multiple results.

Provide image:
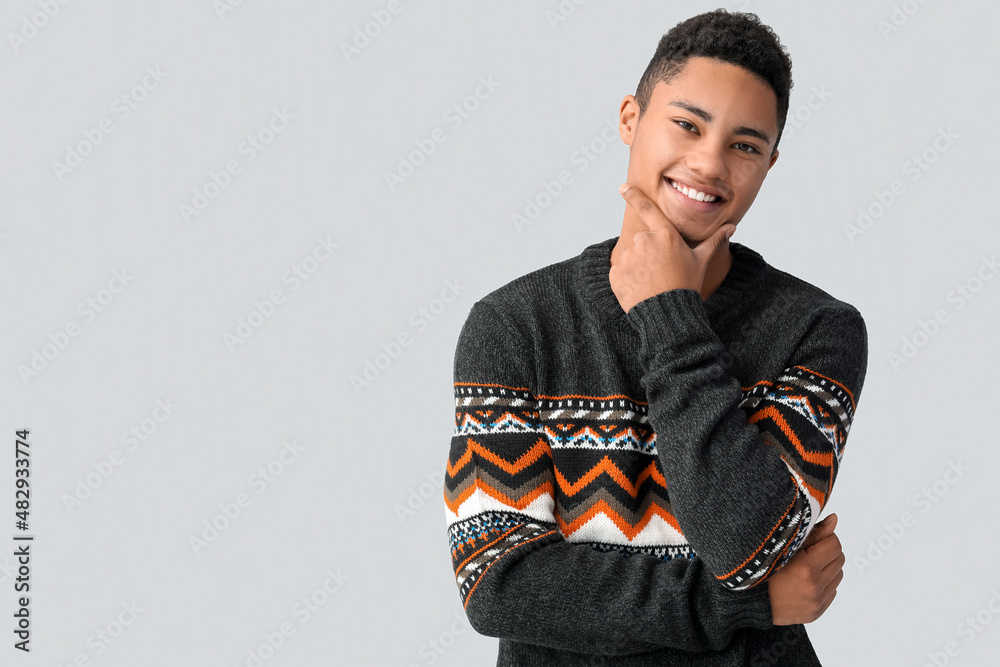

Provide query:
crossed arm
left=625, top=288, right=868, bottom=590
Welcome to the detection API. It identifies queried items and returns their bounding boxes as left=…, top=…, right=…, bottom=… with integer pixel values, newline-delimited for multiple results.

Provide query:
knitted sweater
left=443, top=234, right=869, bottom=666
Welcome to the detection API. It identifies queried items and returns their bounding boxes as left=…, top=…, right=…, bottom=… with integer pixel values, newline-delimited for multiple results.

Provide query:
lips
left=667, top=177, right=725, bottom=202
left=665, top=177, right=725, bottom=210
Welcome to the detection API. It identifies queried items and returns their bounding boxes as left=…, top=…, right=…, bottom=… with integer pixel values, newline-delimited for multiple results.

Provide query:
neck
left=610, top=214, right=734, bottom=302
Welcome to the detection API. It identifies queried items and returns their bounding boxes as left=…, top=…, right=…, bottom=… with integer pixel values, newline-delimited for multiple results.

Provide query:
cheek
left=633, top=137, right=675, bottom=166
left=729, top=162, right=765, bottom=195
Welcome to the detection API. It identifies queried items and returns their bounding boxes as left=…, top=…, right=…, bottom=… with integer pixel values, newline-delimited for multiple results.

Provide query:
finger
left=802, top=519, right=834, bottom=548
left=803, top=533, right=843, bottom=569
left=619, top=183, right=673, bottom=233
left=802, top=514, right=837, bottom=549
left=818, top=567, right=844, bottom=614
left=804, top=565, right=844, bottom=625
left=805, top=514, right=838, bottom=543
left=820, top=550, right=846, bottom=583
left=686, top=222, right=737, bottom=264
left=814, top=588, right=838, bottom=621
left=822, top=565, right=845, bottom=598
left=812, top=513, right=836, bottom=532
left=797, top=542, right=843, bottom=596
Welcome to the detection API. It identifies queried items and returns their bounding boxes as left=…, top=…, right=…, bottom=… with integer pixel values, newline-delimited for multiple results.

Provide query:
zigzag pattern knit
left=443, top=235, right=868, bottom=666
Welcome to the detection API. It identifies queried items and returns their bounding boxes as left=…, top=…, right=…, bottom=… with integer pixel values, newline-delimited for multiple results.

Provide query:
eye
left=734, top=142, right=760, bottom=154
left=675, top=119, right=696, bottom=131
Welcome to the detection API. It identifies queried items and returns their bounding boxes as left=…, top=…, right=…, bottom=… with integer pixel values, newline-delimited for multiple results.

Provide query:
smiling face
left=618, top=56, right=780, bottom=244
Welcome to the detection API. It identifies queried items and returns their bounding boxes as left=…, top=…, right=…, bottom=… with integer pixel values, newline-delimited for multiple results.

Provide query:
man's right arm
left=443, top=300, right=775, bottom=656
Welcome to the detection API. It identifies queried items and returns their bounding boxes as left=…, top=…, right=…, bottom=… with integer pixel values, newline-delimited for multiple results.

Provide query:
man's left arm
left=626, top=289, right=868, bottom=592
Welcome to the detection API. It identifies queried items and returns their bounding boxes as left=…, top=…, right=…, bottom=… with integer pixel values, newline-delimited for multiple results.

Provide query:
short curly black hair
left=635, top=9, right=793, bottom=155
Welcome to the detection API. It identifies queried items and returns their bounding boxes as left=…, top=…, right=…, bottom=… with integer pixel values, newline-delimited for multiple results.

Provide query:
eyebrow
left=668, top=99, right=772, bottom=147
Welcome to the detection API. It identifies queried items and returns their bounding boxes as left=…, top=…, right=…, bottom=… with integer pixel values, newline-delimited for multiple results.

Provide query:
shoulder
left=750, top=248, right=866, bottom=328
left=738, top=250, right=870, bottom=405
left=470, top=245, right=584, bottom=336
left=453, top=246, right=584, bottom=385
left=731, top=246, right=869, bottom=372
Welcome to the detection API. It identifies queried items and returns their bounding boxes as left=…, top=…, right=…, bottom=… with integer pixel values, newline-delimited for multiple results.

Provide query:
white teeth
left=670, top=178, right=718, bottom=203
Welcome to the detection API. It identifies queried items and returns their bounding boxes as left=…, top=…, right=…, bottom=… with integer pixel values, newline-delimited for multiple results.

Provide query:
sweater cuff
left=714, top=582, right=774, bottom=633
left=625, top=288, right=715, bottom=348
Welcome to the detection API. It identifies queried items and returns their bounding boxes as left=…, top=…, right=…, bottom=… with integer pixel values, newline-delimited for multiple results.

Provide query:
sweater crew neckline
left=580, top=234, right=769, bottom=329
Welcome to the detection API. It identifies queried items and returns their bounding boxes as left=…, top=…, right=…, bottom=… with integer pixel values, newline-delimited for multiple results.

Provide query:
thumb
left=692, top=224, right=737, bottom=262
left=803, top=513, right=837, bottom=548
left=711, top=224, right=737, bottom=252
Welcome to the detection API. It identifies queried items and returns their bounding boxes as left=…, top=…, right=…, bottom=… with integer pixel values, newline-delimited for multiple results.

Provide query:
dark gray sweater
left=443, top=234, right=868, bottom=665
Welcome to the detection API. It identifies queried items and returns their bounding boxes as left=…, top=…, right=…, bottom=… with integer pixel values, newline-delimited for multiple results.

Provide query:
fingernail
left=619, top=183, right=629, bottom=195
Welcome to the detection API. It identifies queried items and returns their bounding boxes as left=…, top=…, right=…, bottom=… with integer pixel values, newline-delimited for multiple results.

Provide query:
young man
left=443, top=9, right=867, bottom=666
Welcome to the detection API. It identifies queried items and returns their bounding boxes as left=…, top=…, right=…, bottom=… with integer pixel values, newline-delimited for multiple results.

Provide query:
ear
left=618, top=95, right=639, bottom=147
left=767, top=149, right=779, bottom=170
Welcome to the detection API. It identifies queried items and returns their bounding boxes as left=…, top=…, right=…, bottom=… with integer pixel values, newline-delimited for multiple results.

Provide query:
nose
left=685, top=138, right=728, bottom=183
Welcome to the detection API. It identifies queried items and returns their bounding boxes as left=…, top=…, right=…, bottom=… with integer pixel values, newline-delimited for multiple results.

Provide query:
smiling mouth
left=666, top=177, right=726, bottom=204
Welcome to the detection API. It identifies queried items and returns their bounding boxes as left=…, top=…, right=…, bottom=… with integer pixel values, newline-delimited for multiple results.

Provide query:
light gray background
left=2, top=0, right=998, bottom=665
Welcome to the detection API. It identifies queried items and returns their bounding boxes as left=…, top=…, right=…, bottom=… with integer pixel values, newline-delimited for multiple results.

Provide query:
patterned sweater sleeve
left=625, top=289, right=869, bottom=591
left=443, top=300, right=774, bottom=655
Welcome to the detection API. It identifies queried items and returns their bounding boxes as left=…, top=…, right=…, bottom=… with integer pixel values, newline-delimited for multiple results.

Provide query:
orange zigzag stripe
left=444, top=437, right=553, bottom=514
left=554, top=457, right=665, bottom=498
left=747, top=404, right=834, bottom=468
left=448, top=441, right=679, bottom=538
left=748, top=405, right=833, bottom=505
left=445, top=478, right=555, bottom=516
left=556, top=498, right=683, bottom=539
